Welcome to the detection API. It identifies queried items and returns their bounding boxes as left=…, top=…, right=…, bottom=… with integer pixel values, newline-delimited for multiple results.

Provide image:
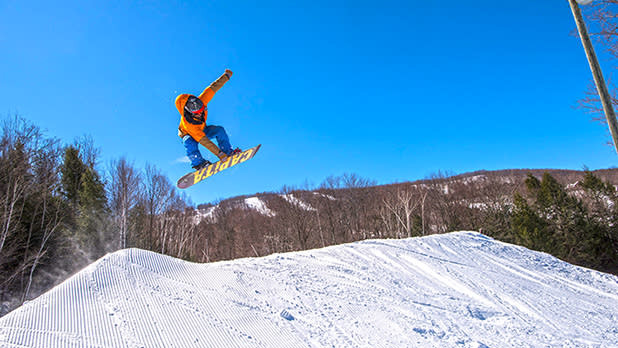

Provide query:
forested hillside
left=192, top=169, right=618, bottom=275
left=1, top=117, right=196, bottom=316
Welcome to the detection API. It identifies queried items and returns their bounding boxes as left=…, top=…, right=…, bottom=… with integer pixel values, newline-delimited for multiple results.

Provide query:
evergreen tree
left=511, top=192, right=551, bottom=253
left=60, top=146, right=86, bottom=209
left=59, top=141, right=110, bottom=258
left=580, top=171, right=618, bottom=270
left=78, top=167, right=109, bottom=257
left=525, top=173, right=586, bottom=258
left=511, top=172, right=617, bottom=270
left=79, top=167, right=107, bottom=212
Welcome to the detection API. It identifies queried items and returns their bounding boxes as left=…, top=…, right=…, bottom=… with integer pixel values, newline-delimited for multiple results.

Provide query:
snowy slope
left=1, top=232, right=618, bottom=347
left=244, top=197, right=275, bottom=216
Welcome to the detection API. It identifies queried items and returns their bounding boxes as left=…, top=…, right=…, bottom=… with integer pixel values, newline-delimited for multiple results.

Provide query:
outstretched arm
left=198, top=69, right=233, bottom=104
left=194, top=69, right=234, bottom=159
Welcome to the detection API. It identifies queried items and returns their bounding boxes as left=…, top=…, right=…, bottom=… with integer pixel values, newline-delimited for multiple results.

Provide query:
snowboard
left=177, top=144, right=261, bottom=189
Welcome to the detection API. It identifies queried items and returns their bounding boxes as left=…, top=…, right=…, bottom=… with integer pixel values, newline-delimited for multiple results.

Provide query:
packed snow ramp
left=1, top=232, right=617, bottom=347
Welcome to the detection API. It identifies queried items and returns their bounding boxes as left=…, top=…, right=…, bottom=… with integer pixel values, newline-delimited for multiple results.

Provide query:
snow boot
left=192, top=160, right=212, bottom=171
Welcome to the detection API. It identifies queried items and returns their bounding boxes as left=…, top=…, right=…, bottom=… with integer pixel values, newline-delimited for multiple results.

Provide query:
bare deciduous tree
left=578, top=2, right=618, bottom=138
left=0, top=116, right=66, bottom=310
left=381, top=184, right=421, bottom=238
left=108, top=157, right=141, bottom=249
left=143, top=164, right=174, bottom=250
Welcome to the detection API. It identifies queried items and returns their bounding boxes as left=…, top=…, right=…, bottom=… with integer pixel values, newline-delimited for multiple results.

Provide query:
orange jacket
left=176, top=72, right=231, bottom=141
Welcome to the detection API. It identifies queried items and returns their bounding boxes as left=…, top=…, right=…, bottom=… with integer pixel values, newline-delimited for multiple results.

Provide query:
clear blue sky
left=1, top=0, right=615, bottom=204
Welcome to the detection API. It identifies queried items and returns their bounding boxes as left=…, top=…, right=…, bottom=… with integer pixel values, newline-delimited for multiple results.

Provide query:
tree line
left=187, top=169, right=618, bottom=277
left=0, top=116, right=198, bottom=315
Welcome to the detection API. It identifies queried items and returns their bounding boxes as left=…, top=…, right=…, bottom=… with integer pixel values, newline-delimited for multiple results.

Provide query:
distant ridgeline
left=195, top=168, right=618, bottom=275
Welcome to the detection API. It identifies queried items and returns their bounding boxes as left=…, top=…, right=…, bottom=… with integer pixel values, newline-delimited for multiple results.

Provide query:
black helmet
left=184, top=95, right=206, bottom=124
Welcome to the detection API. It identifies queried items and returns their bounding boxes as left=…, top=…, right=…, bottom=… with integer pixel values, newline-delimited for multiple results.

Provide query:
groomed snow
left=1, top=232, right=617, bottom=347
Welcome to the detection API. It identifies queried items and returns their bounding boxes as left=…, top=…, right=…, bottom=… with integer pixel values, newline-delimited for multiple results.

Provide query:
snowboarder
left=175, top=69, right=241, bottom=170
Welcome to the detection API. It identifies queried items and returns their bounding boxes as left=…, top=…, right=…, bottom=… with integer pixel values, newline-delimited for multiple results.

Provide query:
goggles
left=191, top=104, right=205, bottom=115
left=185, top=96, right=206, bottom=115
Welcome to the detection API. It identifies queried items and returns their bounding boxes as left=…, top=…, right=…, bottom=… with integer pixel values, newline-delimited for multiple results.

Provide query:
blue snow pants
left=183, top=125, right=233, bottom=167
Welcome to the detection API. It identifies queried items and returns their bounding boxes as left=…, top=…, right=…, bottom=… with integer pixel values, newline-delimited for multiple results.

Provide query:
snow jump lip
left=2, top=232, right=618, bottom=347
